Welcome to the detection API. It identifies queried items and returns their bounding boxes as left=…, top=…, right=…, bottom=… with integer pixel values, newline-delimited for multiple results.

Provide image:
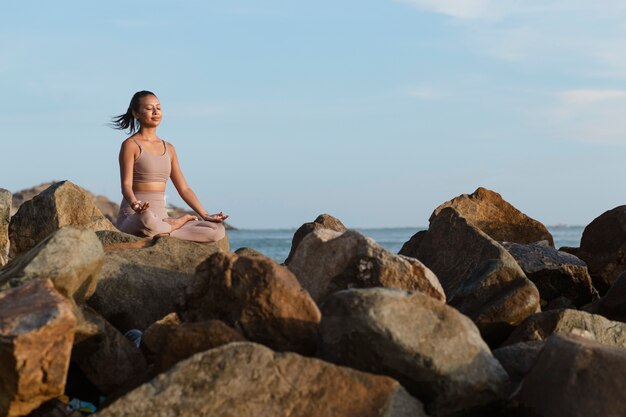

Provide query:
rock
left=0, top=279, right=76, bottom=417
left=400, top=207, right=540, bottom=344
left=8, top=181, right=116, bottom=259
left=285, top=213, right=347, bottom=264
left=182, top=252, right=321, bottom=355
left=96, top=230, right=143, bottom=247
left=584, top=270, right=626, bottom=322
left=504, top=309, right=626, bottom=348
left=512, top=334, right=626, bottom=416
left=0, top=227, right=104, bottom=304
left=140, top=313, right=182, bottom=361
left=96, top=342, right=428, bottom=417
left=577, top=205, right=626, bottom=293
left=501, top=241, right=596, bottom=306
left=72, top=313, right=147, bottom=394
left=87, top=234, right=222, bottom=332
left=492, top=340, right=545, bottom=383
left=234, top=246, right=266, bottom=257
left=143, top=316, right=245, bottom=373
left=287, top=229, right=445, bottom=304
left=430, top=187, right=554, bottom=246
left=318, top=288, right=507, bottom=416
left=0, top=188, right=10, bottom=267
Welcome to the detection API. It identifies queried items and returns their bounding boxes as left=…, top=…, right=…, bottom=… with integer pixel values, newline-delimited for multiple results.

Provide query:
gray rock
left=584, top=270, right=626, bottom=322
left=492, top=340, right=545, bottom=383
left=88, top=235, right=222, bottom=332
left=513, top=334, right=626, bottom=417
left=287, top=229, right=445, bottom=304
left=318, top=288, right=507, bottom=416
left=400, top=207, right=540, bottom=344
left=285, top=213, right=347, bottom=264
left=8, top=181, right=116, bottom=259
left=504, top=308, right=626, bottom=348
left=0, top=226, right=104, bottom=304
left=502, top=241, right=596, bottom=306
left=0, top=188, right=10, bottom=267
left=95, top=342, right=428, bottom=417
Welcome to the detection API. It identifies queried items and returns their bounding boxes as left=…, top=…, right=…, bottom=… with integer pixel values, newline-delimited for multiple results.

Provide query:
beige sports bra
left=131, top=138, right=172, bottom=183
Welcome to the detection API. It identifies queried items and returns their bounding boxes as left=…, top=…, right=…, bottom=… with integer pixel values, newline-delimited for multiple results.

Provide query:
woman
left=111, top=90, right=228, bottom=242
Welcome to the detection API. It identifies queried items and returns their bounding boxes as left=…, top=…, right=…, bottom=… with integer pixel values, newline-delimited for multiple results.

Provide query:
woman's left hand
left=203, top=212, right=229, bottom=223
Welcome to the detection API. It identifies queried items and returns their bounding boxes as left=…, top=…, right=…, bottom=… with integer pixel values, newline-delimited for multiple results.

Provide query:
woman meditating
left=111, top=90, right=228, bottom=242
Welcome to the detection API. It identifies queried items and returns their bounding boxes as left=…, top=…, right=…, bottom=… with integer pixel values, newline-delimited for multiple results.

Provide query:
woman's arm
left=118, top=139, right=146, bottom=211
left=168, top=142, right=227, bottom=221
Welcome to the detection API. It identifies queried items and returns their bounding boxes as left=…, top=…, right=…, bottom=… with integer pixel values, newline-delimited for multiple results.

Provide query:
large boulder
left=400, top=207, right=540, bottom=344
left=504, top=309, right=626, bottom=348
left=512, top=334, right=626, bottom=416
left=318, top=288, right=507, bottom=416
left=72, top=312, right=147, bottom=395
left=8, top=181, right=116, bottom=259
left=0, top=279, right=76, bottom=417
left=182, top=252, right=321, bottom=355
left=0, top=227, right=104, bottom=304
left=502, top=241, right=596, bottom=306
left=584, top=269, right=626, bottom=322
left=88, top=233, right=222, bottom=332
left=96, top=342, right=428, bottom=417
left=142, top=314, right=245, bottom=373
left=577, top=205, right=626, bottom=293
left=287, top=229, right=445, bottom=304
left=431, top=187, right=554, bottom=246
left=0, top=189, right=10, bottom=267
left=284, top=213, right=347, bottom=264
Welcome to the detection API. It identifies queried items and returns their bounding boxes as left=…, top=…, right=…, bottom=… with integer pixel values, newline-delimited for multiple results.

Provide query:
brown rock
left=319, top=288, right=507, bottom=416
left=0, top=279, right=76, bottom=417
left=430, top=187, right=554, bottom=246
left=584, top=270, right=626, bottom=322
left=96, top=342, right=428, bottom=417
left=234, top=246, right=266, bottom=257
left=287, top=229, right=445, bottom=304
left=182, top=252, right=321, bottom=355
left=140, top=312, right=182, bottom=361
left=502, top=241, right=596, bottom=306
left=492, top=340, right=545, bottom=383
left=513, top=334, right=626, bottom=417
left=8, top=181, right=116, bottom=259
left=72, top=313, right=147, bottom=394
left=400, top=207, right=540, bottom=344
left=577, top=205, right=626, bottom=293
left=0, top=189, right=10, bottom=267
left=87, top=233, right=222, bottom=332
left=145, top=317, right=245, bottom=373
left=284, top=213, right=347, bottom=264
left=0, top=227, right=104, bottom=304
left=504, top=308, right=626, bottom=348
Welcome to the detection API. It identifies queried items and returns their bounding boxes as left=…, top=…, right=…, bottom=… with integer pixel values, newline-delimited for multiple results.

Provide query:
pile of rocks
left=1, top=182, right=626, bottom=417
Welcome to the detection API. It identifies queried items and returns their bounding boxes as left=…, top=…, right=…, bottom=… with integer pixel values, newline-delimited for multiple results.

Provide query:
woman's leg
left=117, top=209, right=172, bottom=237
left=169, top=220, right=226, bottom=243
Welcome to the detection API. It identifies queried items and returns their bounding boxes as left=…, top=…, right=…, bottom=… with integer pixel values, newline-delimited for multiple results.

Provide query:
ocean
left=228, top=225, right=585, bottom=263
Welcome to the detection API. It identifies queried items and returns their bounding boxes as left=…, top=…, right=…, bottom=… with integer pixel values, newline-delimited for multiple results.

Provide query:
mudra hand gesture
left=203, top=212, right=229, bottom=223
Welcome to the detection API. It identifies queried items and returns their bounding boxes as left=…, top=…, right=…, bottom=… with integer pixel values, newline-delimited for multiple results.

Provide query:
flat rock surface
left=318, top=288, right=507, bottom=416
left=95, top=342, right=428, bottom=417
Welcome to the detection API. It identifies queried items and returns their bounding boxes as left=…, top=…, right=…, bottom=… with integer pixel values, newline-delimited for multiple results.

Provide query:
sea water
left=228, top=225, right=585, bottom=263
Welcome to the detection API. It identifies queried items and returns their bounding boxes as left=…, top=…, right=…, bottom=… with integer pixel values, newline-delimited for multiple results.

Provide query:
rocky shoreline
left=1, top=181, right=625, bottom=416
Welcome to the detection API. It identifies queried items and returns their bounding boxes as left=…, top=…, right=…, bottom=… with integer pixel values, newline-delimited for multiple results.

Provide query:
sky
left=2, top=1, right=626, bottom=228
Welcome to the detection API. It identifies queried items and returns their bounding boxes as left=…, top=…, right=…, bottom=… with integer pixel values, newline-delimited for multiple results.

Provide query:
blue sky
left=1, top=1, right=626, bottom=228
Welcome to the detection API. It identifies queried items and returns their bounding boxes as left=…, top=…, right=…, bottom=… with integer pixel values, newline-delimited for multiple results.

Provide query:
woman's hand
left=131, top=201, right=150, bottom=213
left=202, top=212, right=229, bottom=223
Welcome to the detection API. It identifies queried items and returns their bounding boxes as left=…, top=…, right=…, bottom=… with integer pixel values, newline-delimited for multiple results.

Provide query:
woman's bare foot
left=163, top=214, right=197, bottom=232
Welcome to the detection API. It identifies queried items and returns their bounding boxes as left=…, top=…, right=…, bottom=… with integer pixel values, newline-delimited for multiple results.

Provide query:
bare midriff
left=133, top=182, right=166, bottom=192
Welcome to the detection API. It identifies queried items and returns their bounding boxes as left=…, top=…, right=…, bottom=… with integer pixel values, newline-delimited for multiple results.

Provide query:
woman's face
left=133, top=95, right=162, bottom=128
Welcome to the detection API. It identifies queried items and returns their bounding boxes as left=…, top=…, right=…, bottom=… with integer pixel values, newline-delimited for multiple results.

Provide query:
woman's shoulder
left=120, top=136, right=141, bottom=152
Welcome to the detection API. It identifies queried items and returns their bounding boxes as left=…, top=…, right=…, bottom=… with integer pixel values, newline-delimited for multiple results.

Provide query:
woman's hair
left=110, top=90, right=157, bottom=135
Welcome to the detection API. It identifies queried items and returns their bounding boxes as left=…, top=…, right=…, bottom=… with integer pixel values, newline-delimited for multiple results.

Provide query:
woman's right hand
left=203, top=212, right=229, bottom=223
left=131, top=201, right=150, bottom=213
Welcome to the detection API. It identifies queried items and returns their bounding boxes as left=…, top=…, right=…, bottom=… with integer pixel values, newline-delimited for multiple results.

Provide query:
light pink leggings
left=116, top=191, right=226, bottom=243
